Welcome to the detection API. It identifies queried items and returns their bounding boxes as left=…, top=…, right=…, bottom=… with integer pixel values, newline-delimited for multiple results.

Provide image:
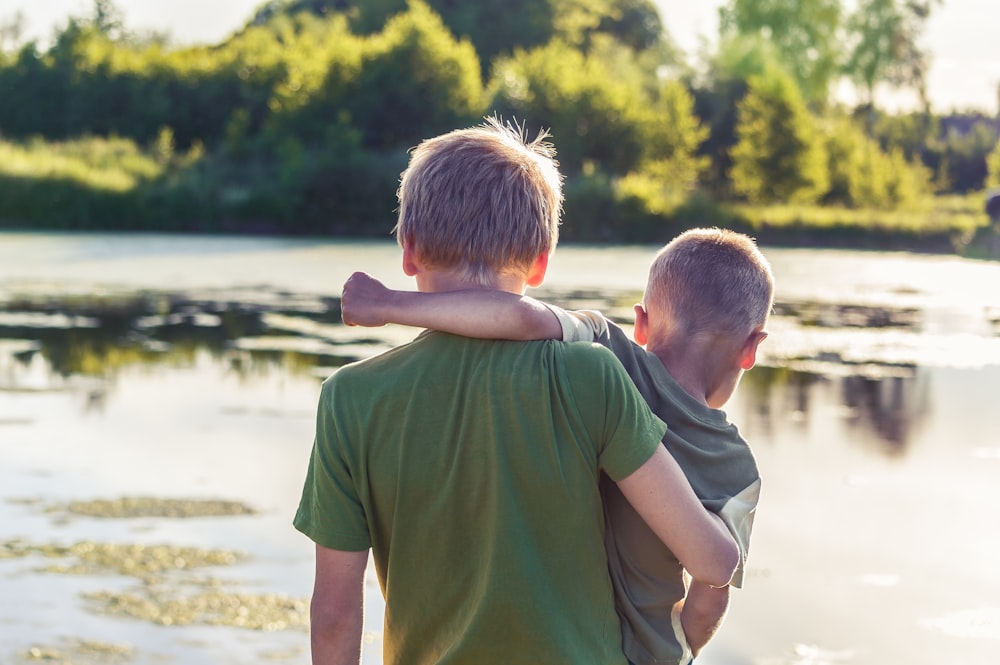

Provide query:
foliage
left=489, top=39, right=647, bottom=175
left=988, top=139, right=1000, bottom=189
left=625, top=78, right=709, bottom=206
left=822, top=114, right=931, bottom=208
left=693, top=35, right=788, bottom=195
left=719, top=0, right=842, bottom=105
left=843, top=0, right=940, bottom=107
left=924, top=118, right=998, bottom=194
left=344, top=1, right=485, bottom=150
left=730, top=71, right=828, bottom=204
left=254, top=0, right=667, bottom=73
left=0, top=0, right=990, bottom=251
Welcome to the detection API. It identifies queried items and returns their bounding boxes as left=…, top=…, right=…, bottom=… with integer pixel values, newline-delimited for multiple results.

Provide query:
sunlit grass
left=0, top=135, right=164, bottom=192
left=734, top=193, right=988, bottom=234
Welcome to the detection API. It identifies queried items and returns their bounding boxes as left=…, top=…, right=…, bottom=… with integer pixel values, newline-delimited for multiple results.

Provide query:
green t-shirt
left=549, top=307, right=761, bottom=665
left=294, top=331, right=666, bottom=664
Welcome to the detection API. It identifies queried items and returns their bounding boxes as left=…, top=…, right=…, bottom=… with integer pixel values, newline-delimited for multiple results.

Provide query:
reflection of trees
left=840, top=370, right=928, bottom=455
left=736, top=366, right=824, bottom=444
left=0, top=292, right=352, bottom=384
left=739, top=362, right=929, bottom=456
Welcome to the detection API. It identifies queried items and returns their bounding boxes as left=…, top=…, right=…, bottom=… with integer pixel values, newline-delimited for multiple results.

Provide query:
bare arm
left=677, top=580, right=731, bottom=656
left=310, top=545, right=369, bottom=665
left=615, top=446, right=739, bottom=588
left=340, top=271, right=561, bottom=340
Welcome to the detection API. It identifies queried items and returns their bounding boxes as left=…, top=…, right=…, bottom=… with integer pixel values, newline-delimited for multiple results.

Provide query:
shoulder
left=557, top=341, right=640, bottom=397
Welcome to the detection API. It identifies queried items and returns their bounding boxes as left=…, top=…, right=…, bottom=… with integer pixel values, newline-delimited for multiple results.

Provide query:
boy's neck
left=646, top=335, right=738, bottom=409
left=417, top=268, right=527, bottom=295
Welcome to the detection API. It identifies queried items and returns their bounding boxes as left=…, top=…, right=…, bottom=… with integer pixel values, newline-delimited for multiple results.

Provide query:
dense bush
left=730, top=71, right=828, bottom=204
left=0, top=0, right=992, bottom=245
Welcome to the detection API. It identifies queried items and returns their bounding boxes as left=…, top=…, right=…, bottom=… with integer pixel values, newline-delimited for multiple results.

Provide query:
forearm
left=310, top=546, right=368, bottom=665
left=400, top=289, right=556, bottom=339
left=616, top=447, right=739, bottom=588
left=340, top=271, right=564, bottom=339
left=311, top=601, right=363, bottom=665
left=678, top=581, right=730, bottom=656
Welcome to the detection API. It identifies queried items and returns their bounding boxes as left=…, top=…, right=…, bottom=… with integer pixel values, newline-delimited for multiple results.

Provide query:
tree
left=489, top=39, right=648, bottom=176
left=638, top=78, right=709, bottom=192
left=843, top=0, right=940, bottom=109
left=344, top=1, right=485, bottom=150
left=251, top=0, right=669, bottom=73
left=730, top=70, right=828, bottom=203
left=0, top=11, right=25, bottom=54
left=719, top=0, right=842, bottom=105
left=987, top=139, right=1000, bottom=189
left=594, top=0, right=665, bottom=53
left=822, top=113, right=929, bottom=208
left=693, top=34, right=787, bottom=194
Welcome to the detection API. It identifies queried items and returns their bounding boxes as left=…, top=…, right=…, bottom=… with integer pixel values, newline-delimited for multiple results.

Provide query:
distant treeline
left=0, top=0, right=997, bottom=244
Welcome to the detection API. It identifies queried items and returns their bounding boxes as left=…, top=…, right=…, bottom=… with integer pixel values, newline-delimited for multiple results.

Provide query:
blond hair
left=644, top=228, right=774, bottom=337
left=394, top=117, right=563, bottom=286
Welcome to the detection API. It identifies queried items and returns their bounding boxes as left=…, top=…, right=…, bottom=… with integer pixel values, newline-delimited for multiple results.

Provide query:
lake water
left=1, top=231, right=999, bottom=665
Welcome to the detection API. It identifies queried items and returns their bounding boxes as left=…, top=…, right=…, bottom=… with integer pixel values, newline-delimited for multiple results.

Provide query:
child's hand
left=341, top=271, right=392, bottom=327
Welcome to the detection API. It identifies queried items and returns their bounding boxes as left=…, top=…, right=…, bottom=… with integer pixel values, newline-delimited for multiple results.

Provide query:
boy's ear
left=739, top=329, right=768, bottom=371
left=632, top=304, right=649, bottom=346
left=401, top=240, right=421, bottom=277
left=525, top=253, right=550, bottom=288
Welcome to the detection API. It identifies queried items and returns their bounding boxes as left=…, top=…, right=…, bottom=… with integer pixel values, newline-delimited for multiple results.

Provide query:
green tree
left=822, top=114, right=929, bottom=208
left=489, top=39, right=647, bottom=175
left=254, top=0, right=668, bottom=71
left=0, top=10, right=25, bottom=54
left=638, top=78, right=709, bottom=192
left=91, top=0, right=126, bottom=41
left=345, top=1, right=485, bottom=149
left=843, top=0, right=940, bottom=109
left=988, top=139, right=1000, bottom=189
left=719, top=0, right=842, bottom=105
left=730, top=70, right=828, bottom=203
left=927, top=119, right=997, bottom=193
left=693, top=34, right=787, bottom=194
left=593, top=0, right=665, bottom=53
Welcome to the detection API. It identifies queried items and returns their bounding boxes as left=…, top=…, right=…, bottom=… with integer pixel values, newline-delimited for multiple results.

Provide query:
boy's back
left=295, top=331, right=666, bottom=664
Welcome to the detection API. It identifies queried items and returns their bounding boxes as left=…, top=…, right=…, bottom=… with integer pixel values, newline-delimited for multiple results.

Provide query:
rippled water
left=1, top=232, right=998, bottom=665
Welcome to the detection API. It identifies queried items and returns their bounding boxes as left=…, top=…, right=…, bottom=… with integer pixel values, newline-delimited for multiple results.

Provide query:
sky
left=1, top=0, right=997, bottom=114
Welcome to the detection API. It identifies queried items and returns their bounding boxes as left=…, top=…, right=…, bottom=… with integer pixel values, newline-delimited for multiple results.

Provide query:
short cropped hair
left=644, top=228, right=774, bottom=337
left=394, top=117, right=563, bottom=286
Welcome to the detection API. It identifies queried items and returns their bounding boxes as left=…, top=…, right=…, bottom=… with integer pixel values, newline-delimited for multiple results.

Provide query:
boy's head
left=643, top=228, right=774, bottom=340
left=638, top=228, right=774, bottom=407
left=394, top=117, right=563, bottom=288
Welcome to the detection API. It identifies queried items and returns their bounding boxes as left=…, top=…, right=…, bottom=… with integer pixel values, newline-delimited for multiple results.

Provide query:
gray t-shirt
left=547, top=306, right=761, bottom=665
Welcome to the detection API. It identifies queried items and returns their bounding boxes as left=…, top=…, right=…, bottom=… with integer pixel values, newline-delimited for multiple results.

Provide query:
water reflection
left=0, top=290, right=346, bottom=384
left=0, top=286, right=971, bottom=460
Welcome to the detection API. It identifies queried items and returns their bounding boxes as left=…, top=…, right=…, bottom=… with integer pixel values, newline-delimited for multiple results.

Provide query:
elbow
left=689, top=538, right=740, bottom=589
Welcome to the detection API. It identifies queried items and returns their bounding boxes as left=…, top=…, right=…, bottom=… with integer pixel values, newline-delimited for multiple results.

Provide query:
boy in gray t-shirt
left=341, top=227, right=773, bottom=664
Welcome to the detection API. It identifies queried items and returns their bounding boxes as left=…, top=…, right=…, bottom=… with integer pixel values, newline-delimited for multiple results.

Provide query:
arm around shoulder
left=340, top=271, right=561, bottom=340
left=310, top=544, right=369, bottom=665
left=615, top=446, right=739, bottom=588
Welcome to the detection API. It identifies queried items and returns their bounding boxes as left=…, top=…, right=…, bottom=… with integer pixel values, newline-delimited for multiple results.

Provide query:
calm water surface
left=1, top=232, right=999, bottom=665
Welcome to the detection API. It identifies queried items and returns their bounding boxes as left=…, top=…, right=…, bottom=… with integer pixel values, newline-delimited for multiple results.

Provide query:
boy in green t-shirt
left=340, top=227, right=773, bottom=664
left=295, top=119, right=739, bottom=665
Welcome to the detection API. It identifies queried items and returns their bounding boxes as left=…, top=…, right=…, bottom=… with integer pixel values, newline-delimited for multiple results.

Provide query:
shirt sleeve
left=293, top=377, right=372, bottom=552
left=542, top=304, right=609, bottom=343
left=717, top=478, right=761, bottom=588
